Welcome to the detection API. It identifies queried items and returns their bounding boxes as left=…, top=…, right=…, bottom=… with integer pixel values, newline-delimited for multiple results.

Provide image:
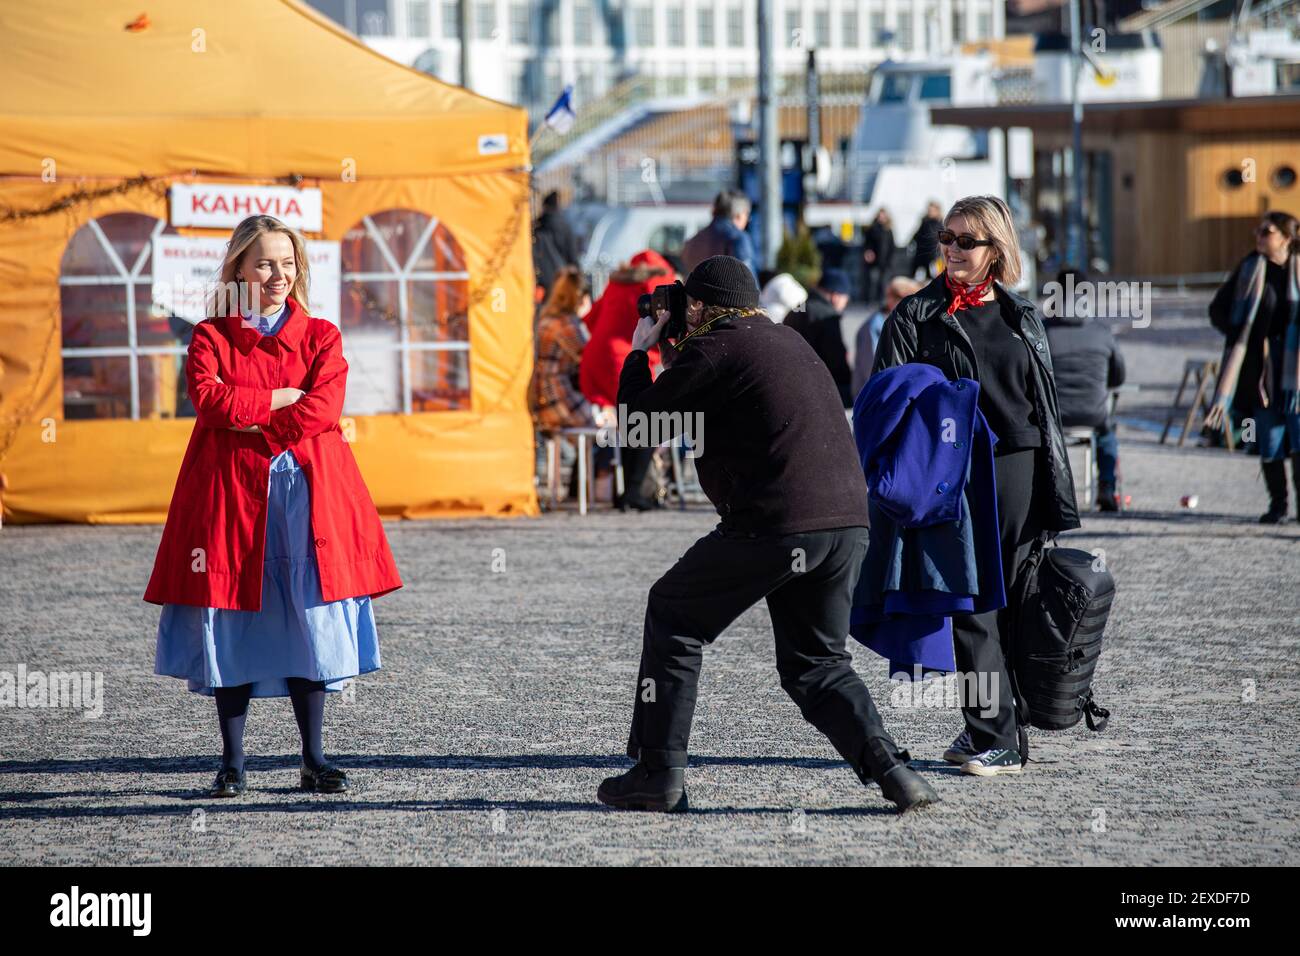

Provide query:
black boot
left=1096, top=482, right=1119, bottom=512
left=857, top=738, right=938, bottom=813
left=1291, top=455, right=1300, bottom=522
left=1260, top=459, right=1289, bottom=523
left=877, top=765, right=940, bottom=813
left=597, top=763, right=688, bottom=812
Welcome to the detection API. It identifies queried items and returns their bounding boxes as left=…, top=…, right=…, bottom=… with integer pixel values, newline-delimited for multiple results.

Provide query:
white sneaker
left=960, top=748, right=1024, bottom=776
left=942, top=729, right=977, bottom=765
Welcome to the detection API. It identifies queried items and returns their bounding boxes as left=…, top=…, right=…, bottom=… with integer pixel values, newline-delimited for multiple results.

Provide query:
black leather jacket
left=871, top=276, right=1081, bottom=532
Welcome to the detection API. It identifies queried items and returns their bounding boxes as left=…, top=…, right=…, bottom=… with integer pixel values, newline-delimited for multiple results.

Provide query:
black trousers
left=951, top=447, right=1042, bottom=752
left=626, top=525, right=909, bottom=783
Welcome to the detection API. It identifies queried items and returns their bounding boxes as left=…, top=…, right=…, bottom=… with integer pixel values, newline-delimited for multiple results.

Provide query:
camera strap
left=672, top=309, right=744, bottom=350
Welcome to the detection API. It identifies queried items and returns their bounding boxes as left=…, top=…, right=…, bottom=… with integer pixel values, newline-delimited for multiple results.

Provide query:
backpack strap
left=1006, top=532, right=1051, bottom=767
left=1082, top=690, right=1110, bottom=733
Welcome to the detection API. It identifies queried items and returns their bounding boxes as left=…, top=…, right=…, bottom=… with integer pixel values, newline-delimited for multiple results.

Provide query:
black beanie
left=684, top=255, right=760, bottom=310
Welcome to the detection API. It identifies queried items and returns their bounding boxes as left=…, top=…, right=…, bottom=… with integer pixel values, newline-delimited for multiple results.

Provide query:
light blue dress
left=154, top=305, right=382, bottom=697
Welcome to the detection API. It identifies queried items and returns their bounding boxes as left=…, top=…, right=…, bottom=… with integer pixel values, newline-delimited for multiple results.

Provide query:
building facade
left=308, top=0, right=1006, bottom=116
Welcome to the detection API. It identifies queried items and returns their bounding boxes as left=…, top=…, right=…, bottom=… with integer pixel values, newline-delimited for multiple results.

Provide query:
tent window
left=59, top=213, right=184, bottom=421
left=340, top=209, right=471, bottom=415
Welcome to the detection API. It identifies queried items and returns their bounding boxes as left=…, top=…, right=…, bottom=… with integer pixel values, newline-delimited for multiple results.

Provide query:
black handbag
left=1008, top=539, right=1113, bottom=760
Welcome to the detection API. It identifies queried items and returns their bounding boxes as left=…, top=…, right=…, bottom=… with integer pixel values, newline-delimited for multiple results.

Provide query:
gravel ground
left=2, top=290, right=1298, bottom=866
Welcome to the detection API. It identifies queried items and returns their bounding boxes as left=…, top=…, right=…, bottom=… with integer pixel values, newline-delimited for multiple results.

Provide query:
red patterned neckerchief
left=944, top=272, right=994, bottom=316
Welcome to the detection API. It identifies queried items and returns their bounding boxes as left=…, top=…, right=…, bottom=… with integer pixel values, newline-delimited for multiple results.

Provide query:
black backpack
left=1009, top=541, right=1113, bottom=755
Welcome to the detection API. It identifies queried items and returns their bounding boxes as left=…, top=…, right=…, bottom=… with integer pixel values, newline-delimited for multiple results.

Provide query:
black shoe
left=877, top=765, right=939, bottom=813
left=1096, top=484, right=1119, bottom=512
left=616, top=494, right=657, bottom=513
left=596, top=763, right=688, bottom=812
left=1260, top=459, right=1289, bottom=524
left=300, top=761, right=348, bottom=794
left=208, top=766, right=246, bottom=798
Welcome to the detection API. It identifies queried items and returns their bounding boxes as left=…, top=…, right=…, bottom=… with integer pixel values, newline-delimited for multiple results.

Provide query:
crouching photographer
left=597, top=255, right=937, bottom=814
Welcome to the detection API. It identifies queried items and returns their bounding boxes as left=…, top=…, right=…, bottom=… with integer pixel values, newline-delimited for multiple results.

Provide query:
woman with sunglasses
left=1208, top=211, right=1300, bottom=523
left=871, top=195, right=1080, bottom=776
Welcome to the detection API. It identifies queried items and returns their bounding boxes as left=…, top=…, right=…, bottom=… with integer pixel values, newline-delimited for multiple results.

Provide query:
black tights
left=213, top=678, right=328, bottom=773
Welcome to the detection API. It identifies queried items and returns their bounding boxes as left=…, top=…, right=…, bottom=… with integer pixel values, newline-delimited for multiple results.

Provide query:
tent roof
left=0, top=0, right=529, bottom=179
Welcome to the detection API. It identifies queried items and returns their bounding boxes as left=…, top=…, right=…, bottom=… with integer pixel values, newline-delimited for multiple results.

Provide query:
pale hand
left=631, top=310, right=671, bottom=354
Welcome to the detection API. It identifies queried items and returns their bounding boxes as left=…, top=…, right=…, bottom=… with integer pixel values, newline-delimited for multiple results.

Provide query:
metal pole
left=806, top=48, right=821, bottom=204
left=1068, top=0, right=1085, bottom=269
left=757, top=0, right=782, bottom=270
left=459, top=0, right=472, bottom=89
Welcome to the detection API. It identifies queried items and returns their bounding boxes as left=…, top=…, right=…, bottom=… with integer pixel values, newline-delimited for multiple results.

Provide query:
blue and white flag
left=543, top=84, right=576, bottom=135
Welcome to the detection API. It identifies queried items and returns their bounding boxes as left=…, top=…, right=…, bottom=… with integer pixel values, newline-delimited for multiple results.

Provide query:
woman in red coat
left=579, top=249, right=677, bottom=509
left=146, top=215, right=402, bottom=798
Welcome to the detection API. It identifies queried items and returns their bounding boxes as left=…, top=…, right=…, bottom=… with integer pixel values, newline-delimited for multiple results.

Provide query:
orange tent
left=0, top=0, right=539, bottom=522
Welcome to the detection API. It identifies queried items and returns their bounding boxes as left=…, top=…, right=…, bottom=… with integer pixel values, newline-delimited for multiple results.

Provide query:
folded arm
left=261, top=324, right=348, bottom=454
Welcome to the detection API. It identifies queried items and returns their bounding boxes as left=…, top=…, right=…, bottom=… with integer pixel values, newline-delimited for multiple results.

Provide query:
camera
left=636, top=280, right=688, bottom=343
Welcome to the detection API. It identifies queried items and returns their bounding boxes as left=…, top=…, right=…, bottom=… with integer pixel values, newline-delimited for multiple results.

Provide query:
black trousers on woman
left=951, top=447, right=1042, bottom=753
left=625, top=525, right=910, bottom=784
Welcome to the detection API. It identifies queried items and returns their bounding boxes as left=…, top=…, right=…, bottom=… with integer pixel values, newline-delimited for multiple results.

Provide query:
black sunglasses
left=938, top=229, right=994, bottom=251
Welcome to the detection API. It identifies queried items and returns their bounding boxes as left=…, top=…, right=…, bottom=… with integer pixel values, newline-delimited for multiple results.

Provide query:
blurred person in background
left=759, top=272, right=808, bottom=324
left=909, top=201, right=943, bottom=280
left=580, top=250, right=677, bottom=510
left=860, top=208, right=896, bottom=305
left=531, top=267, right=613, bottom=501
left=683, top=189, right=758, bottom=279
left=785, top=267, right=854, bottom=407
left=852, top=275, right=921, bottom=399
left=532, top=190, right=583, bottom=304
left=1044, top=268, right=1127, bottom=511
left=531, top=267, right=598, bottom=431
left=1208, top=211, right=1300, bottom=524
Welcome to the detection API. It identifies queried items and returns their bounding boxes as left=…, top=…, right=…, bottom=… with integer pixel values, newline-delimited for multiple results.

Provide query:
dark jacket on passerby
left=862, top=221, right=896, bottom=286
left=618, top=312, right=870, bottom=536
left=910, top=215, right=942, bottom=275
left=682, top=218, right=759, bottom=279
left=785, top=288, right=854, bottom=407
left=1044, top=313, right=1126, bottom=428
left=1209, top=252, right=1293, bottom=412
left=532, top=209, right=583, bottom=293
left=872, top=276, right=1081, bottom=532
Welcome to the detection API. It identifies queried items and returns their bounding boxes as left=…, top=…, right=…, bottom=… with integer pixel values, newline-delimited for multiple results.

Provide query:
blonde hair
left=209, top=215, right=311, bottom=318
left=944, top=195, right=1022, bottom=287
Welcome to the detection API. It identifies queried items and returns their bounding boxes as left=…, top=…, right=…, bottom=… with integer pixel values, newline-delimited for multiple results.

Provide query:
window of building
left=666, top=4, right=685, bottom=46
left=475, top=1, right=496, bottom=39
left=697, top=6, right=715, bottom=46
left=953, top=7, right=965, bottom=43
left=842, top=6, right=860, bottom=47
left=60, top=213, right=183, bottom=420
left=726, top=4, right=744, bottom=47
left=785, top=8, right=801, bottom=47
left=632, top=5, right=655, bottom=46
left=339, top=210, right=471, bottom=414
left=408, top=0, right=431, bottom=38
left=509, top=3, right=531, bottom=44
left=698, top=72, right=717, bottom=93
left=977, top=9, right=992, bottom=40
left=441, top=1, right=459, bottom=39
left=574, top=1, right=594, bottom=45
left=896, top=11, right=913, bottom=51
left=869, top=7, right=885, bottom=46
left=813, top=3, right=830, bottom=47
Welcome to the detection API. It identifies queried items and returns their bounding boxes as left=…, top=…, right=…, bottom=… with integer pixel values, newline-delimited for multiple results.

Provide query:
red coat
left=579, top=249, right=676, bottom=406
left=144, top=296, right=402, bottom=611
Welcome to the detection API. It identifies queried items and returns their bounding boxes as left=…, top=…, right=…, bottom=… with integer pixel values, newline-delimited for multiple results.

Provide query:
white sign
left=169, top=183, right=323, bottom=231
left=151, top=235, right=341, bottom=325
